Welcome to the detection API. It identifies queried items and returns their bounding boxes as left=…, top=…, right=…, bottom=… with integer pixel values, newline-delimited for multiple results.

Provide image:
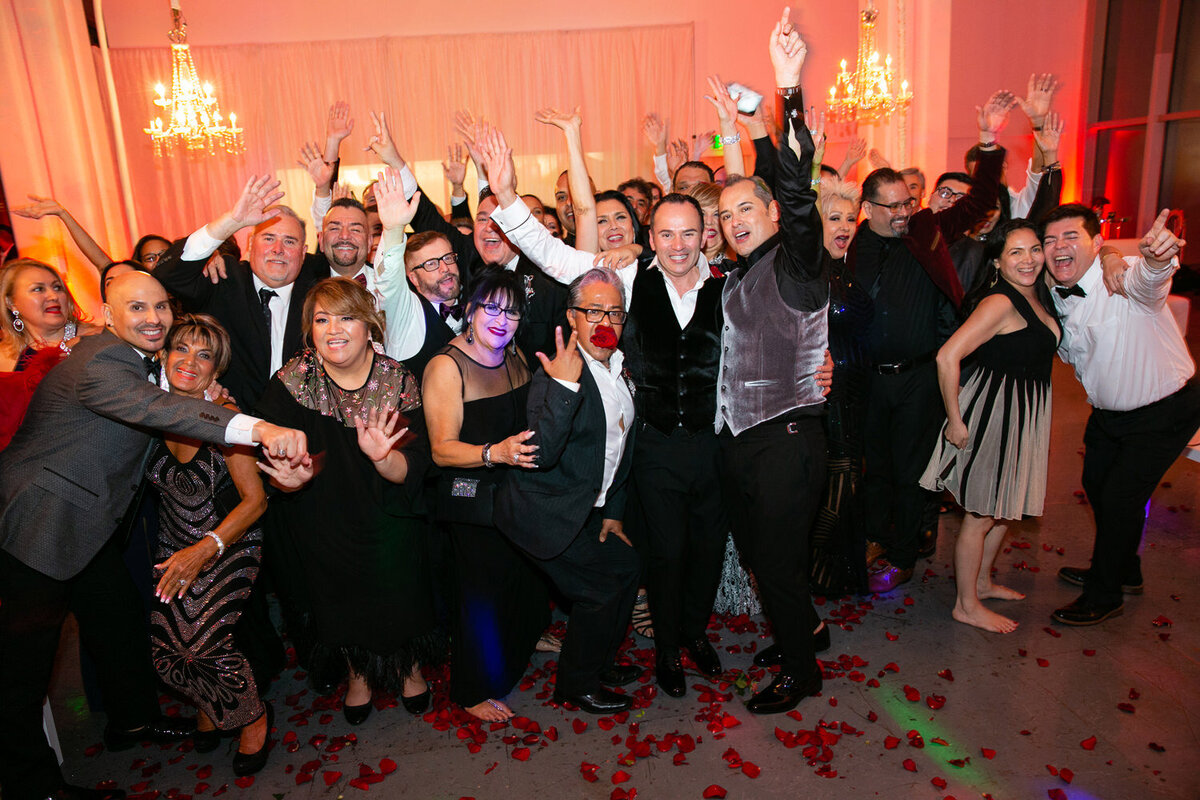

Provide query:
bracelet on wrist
left=481, top=443, right=495, bottom=468
left=203, top=531, right=225, bottom=559
left=722, top=132, right=742, bottom=145
left=1043, top=161, right=1062, bottom=171
left=776, top=85, right=803, bottom=97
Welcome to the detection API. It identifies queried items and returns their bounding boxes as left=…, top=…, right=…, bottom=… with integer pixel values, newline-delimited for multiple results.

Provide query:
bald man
left=0, top=272, right=305, bottom=800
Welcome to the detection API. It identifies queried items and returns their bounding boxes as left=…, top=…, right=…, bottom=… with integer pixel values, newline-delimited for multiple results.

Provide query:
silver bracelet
left=481, top=443, right=495, bottom=468
left=203, top=531, right=225, bottom=558
left=722, top=132, right=742, bottom=145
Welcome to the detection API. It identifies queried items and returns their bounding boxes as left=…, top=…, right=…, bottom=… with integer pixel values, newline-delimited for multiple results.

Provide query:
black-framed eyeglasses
left=868, top=197, right=918, bottom=213
left=141, top=252, right=164, bottom=265
left=416, top=252, right=458, bottom=272
left=479, top=302, right=522, bottom=321
left=570, top=307, right=627, bottom=324
left=934, top=186, right=967, bottom=202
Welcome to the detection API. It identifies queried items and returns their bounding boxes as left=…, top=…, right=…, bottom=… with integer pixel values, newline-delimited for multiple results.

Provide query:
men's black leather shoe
left=685, top=637, right=723, bottom=677
left=917, top=527, right=937, bottom=558
left=41, top=785, right=127, bottom=800
left=104, top=715, right=197, bottom=752
left=553, top=687, right=633, bottom=714
left=598, top=663, right=642, bottom=687
left=1051, top=596, right=1124, bottom=626
left=746, top=668, right=822, bottom=715
left=753, top=625, right=831, bottom=669
left=656, top=651, right=686, bottom=698
left=1057, top=565, right=1143, bottom=595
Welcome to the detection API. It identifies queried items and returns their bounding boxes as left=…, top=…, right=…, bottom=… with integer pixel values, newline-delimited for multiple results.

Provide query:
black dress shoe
left=1051, top=595, right=1124, bottom=626
left=598, top=663, right=642, bottom=687
left=343, top=700, right=372, bottom=726
left=685, top=637, right=723, bottom=678
left=746, top=668, right=822, bottom=715
left=552, top=687, right=633, bottom=714
left=232, top=703, right=273, bottom=777
left=103, top=715, right=197, bottom=752
left=917, top=527, right=937, bottom=558
left=42, top=784, right=127, bottom=800
left=1057, top=565, right=1143, bottom=595
left=306, top=671, right=338, bottom=697
left=753, top=626, right=831, bottom=668
left=400, top=689, right=431, bottom=715
left=656, top=651, right=686, bottom=698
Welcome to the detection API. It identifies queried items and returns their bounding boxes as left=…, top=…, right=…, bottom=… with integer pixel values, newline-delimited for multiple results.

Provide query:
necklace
left=59, top=321, right=77, bottom=354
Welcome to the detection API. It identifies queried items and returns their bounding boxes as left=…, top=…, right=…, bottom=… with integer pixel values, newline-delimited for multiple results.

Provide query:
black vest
left=623, top=269, right=724, bottom=434
left=403, top=296, right=456, bottom=383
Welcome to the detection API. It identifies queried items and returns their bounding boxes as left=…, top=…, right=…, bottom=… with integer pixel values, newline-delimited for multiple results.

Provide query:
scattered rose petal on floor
left=612, top=770, right=631, bottom=784
left=702, top=786, right=727, bottom=799
left=233, top=776, right=254, bottom=789
left=1151, top=615, right=1172, bottom=627
left=511, top=747, right=531, bottom=761
left=741, top=761, right=761, bottom=778
left=581, top=761, right=600, bottom=782
left=926, top=694, right=947, bottom=710
left=611, top=788, right=636, bottom=800
left=867, top=710, right=878, bottom=722
left=937, top=669, right=954, bottom=682
left=1082, top=649, right=1096, bottom=656
left=885, top=632, right=899, bottom=641
left=981, top=748, right=996, bottom=759
left=903, top=685, right=921, bottom=702
left=1046, top=765, right=1058, bottom=776
left=1060, top=767, right=1074, bottom=783
left=1036, top=658, right=1050, bottom=667
left=931, top=776, right=947, bottom=789
left=323, top=771, right=342, bottom=786
left=1080, top=736, right=1097, bottom=750
left=902, top=758, right=917, bottom=772
left=1042, top=627, right=1062, bottom=638
left=884, top=736, right=901, bottom=750
left=1117, top=703, right=1135, bottom=713
left=1148, top=742, right=1166, bottom=752
left=1048, top=790, right=1067, bottom=800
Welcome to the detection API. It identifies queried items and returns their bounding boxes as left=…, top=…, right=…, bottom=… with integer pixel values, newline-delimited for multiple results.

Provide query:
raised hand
left=330, top=182, right=353, bottom=202
left=868, top=148, right=891, bottom=170
left=1139, top=208, right=1186, bottom=269
left=769, top=6, right=808, bottom=88
left=642, top=112, right=668, bottom=153
left=355, top=406, right=409, bottom=463
left=704, top=75, right=739, bottom=125
left=534, top=106, right=583, bottom=133
left=666, top=138, right=689, bottom=177
left=476, top=125, right=517, bottom=200
left=443, top=143, right=468, bottom=187
left=803, top=105, right=826, bottom=151
left=977, top=90, right=1018, bottom=137
left=1016, top=73, right=1059, bottom=128
left=11, top=194, right=65, bottom=219
left=535, top=326, right=583, bottom=384
left=326, top=100, right=355, bottom=143
left=453, top=110, right=488, bottom=169
left=365, top=110, right=403, bottom=168
left=229, top=174, right=284, bottom=229
left=1033, top=111, right=1064, bottom=157
left=373, top=168, right=420, bottom=231
left=693, top=130, right=716, bottom=160
left=297, top=141, right=334, bottom=188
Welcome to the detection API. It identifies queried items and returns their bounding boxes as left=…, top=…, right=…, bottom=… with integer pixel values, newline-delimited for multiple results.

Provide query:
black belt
left=874, top=352, right=935, bottom=375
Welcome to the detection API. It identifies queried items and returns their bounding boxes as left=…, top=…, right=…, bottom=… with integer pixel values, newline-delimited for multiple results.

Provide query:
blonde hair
left=0, top=258, right=87, bottom=349
left=685, top=181, right=723, bottom=211
left=301, top=277, right=385, bottom=345
left=817, top=178, right=862, bottom=218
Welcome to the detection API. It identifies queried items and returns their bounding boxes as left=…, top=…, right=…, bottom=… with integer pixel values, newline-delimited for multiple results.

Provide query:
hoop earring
left=9, top=308, right=23, bottom=333
left=465, top=324, right=474, bottom=345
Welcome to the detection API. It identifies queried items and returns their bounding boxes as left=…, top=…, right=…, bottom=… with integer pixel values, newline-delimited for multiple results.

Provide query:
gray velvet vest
left=717, top=252, right=829, bottom=435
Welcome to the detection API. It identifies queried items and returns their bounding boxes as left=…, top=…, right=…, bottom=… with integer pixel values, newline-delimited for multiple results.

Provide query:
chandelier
left=143, top=1, right=243, bottom=156
left=827, top=0, right=913, bottom=123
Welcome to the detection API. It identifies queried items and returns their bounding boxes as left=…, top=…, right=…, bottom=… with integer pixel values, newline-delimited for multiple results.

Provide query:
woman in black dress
left=423, top=270, right=550, bottom=722
left=256, top=278, right=437, bottom=725
left=145, top=314, right=271, bottom=775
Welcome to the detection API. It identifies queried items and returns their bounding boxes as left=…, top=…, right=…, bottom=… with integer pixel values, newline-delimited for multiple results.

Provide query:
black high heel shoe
left=343, top=697, right=373, bottom=725
left=400, top=689, right=430, bottom=715
left=192, top=726, right=223, bottom=753
left=232, top=702, right=273, bottom=777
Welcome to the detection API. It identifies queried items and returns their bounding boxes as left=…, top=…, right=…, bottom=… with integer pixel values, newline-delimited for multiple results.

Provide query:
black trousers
left=631, top=425, right=728, bottom=652
left=0, top=541, right=160, bottom=800
left=861, top=363, right=944, bottom=569
left=533, top=510, right=641, bottom=696
left=720, top=415, right=826, bottom=675
left=1081, top=380, right=1200, bottom=604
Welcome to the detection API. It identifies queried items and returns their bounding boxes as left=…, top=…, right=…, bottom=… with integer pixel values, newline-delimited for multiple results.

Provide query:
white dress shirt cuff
left=182, top=226, right=225, bottom=262
left=312, top=191, right=333, bottom=233
left=653, top=153, right=671, bottom=191
left=399, top=164, right=420, bottom=200
left=553, top=377, right=581, bottom=393
left=225, top=413, right=261, bottom=446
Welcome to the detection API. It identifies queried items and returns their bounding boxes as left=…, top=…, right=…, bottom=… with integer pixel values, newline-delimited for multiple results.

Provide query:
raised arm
left=535, top=107, right=597, bottom=253
left=11, top=195, right=111, bottom=272
left=442, top=142, right=471, bottom=217
left=704, top=75, right=747, bottom=178
left=1123, top=209, right=1186, bottom=309
left=1017, top=73, right=1059, bottom=175
left=932, top=91, right=1015, bottom=241
left=371, top=168, right=425, bottom=354
left=837, top=138, right=867, bottom=182
left=643, top=113, right=672, bottom=191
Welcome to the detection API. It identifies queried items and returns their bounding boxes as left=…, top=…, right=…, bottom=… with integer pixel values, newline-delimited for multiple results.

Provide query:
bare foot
left=978, top=582, right=1026, bottom=601
left=952, top=602, right=1019, bottom=633
left=237, top=711, right=267, bottom=754
left=465, top=698, right=514, bottom=722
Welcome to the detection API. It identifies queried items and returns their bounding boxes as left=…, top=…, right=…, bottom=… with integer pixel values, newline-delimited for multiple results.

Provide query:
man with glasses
left=848, top=91, right=1014, bottom=593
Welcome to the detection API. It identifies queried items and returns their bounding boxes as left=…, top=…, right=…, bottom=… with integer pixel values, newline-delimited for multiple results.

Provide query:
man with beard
left=319, top=198, right=372, bottom=285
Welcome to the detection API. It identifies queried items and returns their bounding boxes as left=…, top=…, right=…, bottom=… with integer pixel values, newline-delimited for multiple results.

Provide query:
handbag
left=435, top=473, right=496, bottom=526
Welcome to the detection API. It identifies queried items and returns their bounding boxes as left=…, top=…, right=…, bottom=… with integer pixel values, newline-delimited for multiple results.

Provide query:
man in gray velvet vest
left=715, top=11, right=830, bottom=716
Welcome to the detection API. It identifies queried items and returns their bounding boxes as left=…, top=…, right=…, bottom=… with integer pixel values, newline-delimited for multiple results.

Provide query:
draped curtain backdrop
left=108, top=24, right=696, bottom=247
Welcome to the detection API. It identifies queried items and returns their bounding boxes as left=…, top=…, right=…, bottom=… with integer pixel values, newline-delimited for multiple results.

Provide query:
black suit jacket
left=494, top=365, right=635, bottom=560
left=156, top=240, right=321, bottom=408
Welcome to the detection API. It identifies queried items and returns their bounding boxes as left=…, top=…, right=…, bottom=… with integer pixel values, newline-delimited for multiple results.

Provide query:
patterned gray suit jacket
left=0, top=331, right=238, bottom=580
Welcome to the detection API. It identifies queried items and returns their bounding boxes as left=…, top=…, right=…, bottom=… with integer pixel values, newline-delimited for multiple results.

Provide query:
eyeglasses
left=416, top=252, right=458, bottom=272
left=570, top=307, right=628, bottom=324
left=868, top=197, right=918, bottom=213
left=934, top=186, right=967, bottom=202
left=141, top=252, right=164, bottom=265
left=479, top=302, right=521, bottom=321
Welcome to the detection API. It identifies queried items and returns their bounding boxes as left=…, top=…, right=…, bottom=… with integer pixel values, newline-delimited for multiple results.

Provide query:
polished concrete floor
left=46, top=319, right=1200, bottom=800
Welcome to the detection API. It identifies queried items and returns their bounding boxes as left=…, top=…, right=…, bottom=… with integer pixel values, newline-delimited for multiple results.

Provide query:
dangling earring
left=465, top=324, right=474, bottom=345
left=988, top=266, right=999, bottom=288
left=9, top=307, right=23, bottom=333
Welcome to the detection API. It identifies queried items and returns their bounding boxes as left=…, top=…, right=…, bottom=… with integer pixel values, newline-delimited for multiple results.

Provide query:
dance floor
left=49, top=311, right=1200, bottom=800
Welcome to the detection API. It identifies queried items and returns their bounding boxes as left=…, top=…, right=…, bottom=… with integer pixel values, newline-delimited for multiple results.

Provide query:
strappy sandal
left=632, top=592, right=654, bottom=639
left=535, top=631, right=563, bottom=653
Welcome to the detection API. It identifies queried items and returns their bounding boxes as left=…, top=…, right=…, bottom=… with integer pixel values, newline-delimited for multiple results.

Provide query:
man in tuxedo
left=495, top=268, right=641, bottom=715
left=0, top=272, right=305, bottom=800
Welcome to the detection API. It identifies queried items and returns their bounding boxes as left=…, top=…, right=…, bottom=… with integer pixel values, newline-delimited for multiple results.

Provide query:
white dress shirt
left=1053, top=255, right=1193, bottom=411
left=375, top=237, right=465, bottom=362
left=554, top=346, right=635, bottom=508
left=490, top=198, right=710, bottom=327
left=251, top=275, right=294, bottom=376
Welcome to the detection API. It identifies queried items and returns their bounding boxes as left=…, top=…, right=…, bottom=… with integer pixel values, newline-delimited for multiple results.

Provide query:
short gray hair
left=567, top=267, right=625, bottom=308
left=256, top=204, right=307, bottom=238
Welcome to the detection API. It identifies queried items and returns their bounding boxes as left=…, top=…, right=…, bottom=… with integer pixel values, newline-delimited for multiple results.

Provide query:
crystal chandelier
left=143, top=1, right=243, bottom=157
left=827, top=0, right=913, bottom=123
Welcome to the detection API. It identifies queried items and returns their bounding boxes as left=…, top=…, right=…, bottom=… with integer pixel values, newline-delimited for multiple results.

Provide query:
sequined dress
left=146, top=442, right=264, bottom=731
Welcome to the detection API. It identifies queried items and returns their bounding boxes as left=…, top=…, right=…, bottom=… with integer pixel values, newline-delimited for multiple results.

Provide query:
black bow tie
left=143, top=356, right=161, bottom=381
left=1055, top=284, right=1086, bottom=299
left=439, top=302, right=463, bottom=320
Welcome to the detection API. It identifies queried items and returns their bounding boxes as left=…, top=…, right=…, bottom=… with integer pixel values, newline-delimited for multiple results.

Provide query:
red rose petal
left=931, top=777, right=947, bottom=789
left=884, top=736, right=901, bottom=750
left=347, top=777, right=370, bottom=791
left=1117, top=703, right=1135, bottom=713
left=379, top=758, right=397, bottom=775
left=581, top=761, right=600, bottom=782
left=612, top=770, right=631, bottom=784
left=1048, top=790, right=1067, bottom=800
left=484, top=761, right=498, bottom=775
left=702, top=786, right=727, bottom=799
left=295, top=773, right=313, bottom=785
left=1083, top=649, right=1096, bottom=656
left=1151, top=615, right=1172, bottom=628
left=741, top=761, right=761, bottom=778
left=511, top=747, right=531, bottom=761
left=867, top=710, right=878, bottom=722
left=324, top=771, right=342, bottom=786
left=981, top=748, right=996, bottom=759
left=572, top=719, right=587, bottom=735
left=1060, top=767, right=1074, bottom=783
left=1036, top=658, right=1050, bottom=667
left=234, top=776, right=254, bottom=789
left=885, top=632, right=899, bottom=641
left=598, top=718, right=616, bottom=731
left=1080, top=736, right=1097, bottom=750
left=937, top=669, right=954, bottom=682
left=925, top=693, right=947, bottom=710
left=903, top=685, right=921, bottom=702
left=1128, top=688, right=1141, bottom=700
left=902, top=758, right=917, bottom=772
left=1046, top=765, right=1059, bottom=776
left=672, top=753, right=687, bottom=766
